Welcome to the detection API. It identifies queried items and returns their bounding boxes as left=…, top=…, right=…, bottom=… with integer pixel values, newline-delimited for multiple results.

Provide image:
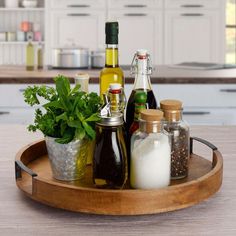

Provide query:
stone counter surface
left=1, top=65, right=236, bottom=84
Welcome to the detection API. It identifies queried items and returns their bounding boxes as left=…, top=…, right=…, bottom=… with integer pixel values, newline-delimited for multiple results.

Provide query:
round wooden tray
left=15, top=137, right=223, bottom=216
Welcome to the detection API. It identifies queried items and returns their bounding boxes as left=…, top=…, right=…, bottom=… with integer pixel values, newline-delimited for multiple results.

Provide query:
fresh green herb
left=24, top=75, right=102, bottom=144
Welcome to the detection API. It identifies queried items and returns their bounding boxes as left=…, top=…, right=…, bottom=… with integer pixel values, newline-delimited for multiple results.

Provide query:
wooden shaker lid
left=160, top=100, right=182, bottom=122
left=140, top=109, right=163, bottom=121
left=160, top=99, right=182, bottom=110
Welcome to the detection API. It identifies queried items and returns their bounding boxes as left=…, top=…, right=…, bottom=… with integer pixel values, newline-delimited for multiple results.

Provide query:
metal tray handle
left=15, top=160, right=37, bottom=180
left=190, top=136, right=218, bottom=154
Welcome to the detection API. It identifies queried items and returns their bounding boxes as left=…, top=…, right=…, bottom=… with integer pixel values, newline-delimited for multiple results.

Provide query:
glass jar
left=93, top=112, right=128, bottom=189
left=130, top=109, right=171, bottom=189
left=160, top=100, right=190, bottom=179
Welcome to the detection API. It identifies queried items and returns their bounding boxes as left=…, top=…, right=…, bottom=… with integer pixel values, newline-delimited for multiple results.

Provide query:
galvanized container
left=45, top=136, right=88, bottom=181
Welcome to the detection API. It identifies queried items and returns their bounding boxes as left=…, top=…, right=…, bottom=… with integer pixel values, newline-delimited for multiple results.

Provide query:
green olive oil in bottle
left=100, top=22, right=124, bottom=97
left=26, top=36, right=34, bottom=71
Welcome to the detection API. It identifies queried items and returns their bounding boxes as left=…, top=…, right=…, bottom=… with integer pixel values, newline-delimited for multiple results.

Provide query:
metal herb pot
left=52, top=47, right=89, bottom=69
left=45, top=136, right=89, bottom=181
left=91, top=50, right=105, bottom=68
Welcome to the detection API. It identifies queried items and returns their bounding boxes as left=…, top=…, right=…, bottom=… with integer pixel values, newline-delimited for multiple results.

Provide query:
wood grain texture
left=15, top=140, right=223, bottom=215
left=0, top=125, right=236, bottom=235
left=1, top=65, right=236, bottom=84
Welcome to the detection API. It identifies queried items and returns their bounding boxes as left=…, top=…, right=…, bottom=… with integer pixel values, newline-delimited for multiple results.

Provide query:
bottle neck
left=105, top=44, right=119, bottom=68
left=132, top=56, right=152, bottom=91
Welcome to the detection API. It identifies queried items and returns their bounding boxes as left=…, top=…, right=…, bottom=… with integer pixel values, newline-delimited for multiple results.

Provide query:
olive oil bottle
left=37, top=42, right=43, bottom=70
left=26, top=35, right=34, bottom=71
left=100, top=22, right=124, bottom=97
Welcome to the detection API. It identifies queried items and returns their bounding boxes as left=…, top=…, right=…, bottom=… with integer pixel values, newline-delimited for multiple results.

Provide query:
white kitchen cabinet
left=124, top=83, right=236, bottom=125
left=155, top=84, right=236, bottom=125
left=108, top=9, right=163, bottom=65
left=164, top=1, right=225, bottom=64
left=0, top=84, right=52, bottom=125
left=46, top=9, right=105, bottom=65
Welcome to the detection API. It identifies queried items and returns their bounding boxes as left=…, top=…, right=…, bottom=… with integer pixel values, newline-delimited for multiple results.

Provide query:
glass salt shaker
left=130, top=109, right=171, bottom=189
left=93, top=95, right=128, bottom=189
left=74, top=73, right=90, bottom=92
left=160, top=100, right=190, bottom=179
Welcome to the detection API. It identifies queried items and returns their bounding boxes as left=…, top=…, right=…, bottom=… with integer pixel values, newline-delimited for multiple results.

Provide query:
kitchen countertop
left=1, top=125, right=236, bottom=235
left=1, top=65, right=236, bottom=84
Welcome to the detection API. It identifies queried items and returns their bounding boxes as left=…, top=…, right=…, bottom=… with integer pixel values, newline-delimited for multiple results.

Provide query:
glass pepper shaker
left=130, top=109, right=171, bottom=189
left=93, top=96, right=128, bottom=189
left=160, top=100, right=190, bottom=179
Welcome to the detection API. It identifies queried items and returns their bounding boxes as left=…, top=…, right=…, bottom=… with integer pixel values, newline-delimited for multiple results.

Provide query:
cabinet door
left=108, top=10, right=163, bottom=65
left=49, top=10, right=105, bottom=63
left=164, top=10, right=224, bottom=64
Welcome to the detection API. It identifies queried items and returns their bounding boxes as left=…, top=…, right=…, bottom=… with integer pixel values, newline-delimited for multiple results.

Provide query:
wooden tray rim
left=15, top=137, right=223, bottom=215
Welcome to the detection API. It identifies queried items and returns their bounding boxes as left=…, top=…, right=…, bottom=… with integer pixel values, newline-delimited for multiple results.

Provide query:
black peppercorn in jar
left=160, top=100, right=190, bottom=179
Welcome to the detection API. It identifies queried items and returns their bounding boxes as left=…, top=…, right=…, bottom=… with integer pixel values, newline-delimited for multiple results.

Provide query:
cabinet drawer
left=154, top=84, right=236, bottom=107
left=0, top=85, right=29, bottom=107
left=165, top=0, right=221, bottom=9
left=50, top=0, right=106, bottom=9
left=0, top=84, right=55, bottom=108
left=183, top=108, right=236, bottom=125
left=108, top=0, right=163, bottom=9
left=0, top=107, right=35, bottom=125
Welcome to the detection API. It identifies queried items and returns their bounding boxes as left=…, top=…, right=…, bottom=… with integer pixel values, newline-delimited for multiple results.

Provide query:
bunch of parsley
left=24, top=75, right=102, bottom=144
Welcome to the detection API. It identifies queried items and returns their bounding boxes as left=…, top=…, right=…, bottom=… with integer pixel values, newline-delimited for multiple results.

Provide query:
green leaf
left=75, top=126, right=86, bottom=140
left=54, top=75, right=70, bottom=97
left=43, top=100, right=64, bottom=109
left=76, top=109, right=85, bottom=122
left=82, top=121, right=96, bottom=140
left=56, top=112, right=68, bottom=122
left=85, top=113, right=101, bottom=122
left=68, top=120, right=81, bottom=128
left=70, top=84, right=81, bottom=95
left=55, top=128, right=74, bottom=144
left=54, top=75, right=72, bottom=111
left=60, top=121, right=67, bottom=136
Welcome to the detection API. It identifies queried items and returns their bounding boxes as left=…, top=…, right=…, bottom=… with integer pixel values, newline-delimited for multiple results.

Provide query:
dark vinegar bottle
left=125, top=49, right=158, bottom=133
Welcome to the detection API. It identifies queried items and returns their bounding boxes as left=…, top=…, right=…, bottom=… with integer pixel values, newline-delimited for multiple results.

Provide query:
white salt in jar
left=130, top=109, right=171, bottom=189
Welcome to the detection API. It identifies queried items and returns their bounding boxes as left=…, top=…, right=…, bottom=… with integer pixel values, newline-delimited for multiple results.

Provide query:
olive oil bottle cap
left=105, top=22, right=119, bottom=44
